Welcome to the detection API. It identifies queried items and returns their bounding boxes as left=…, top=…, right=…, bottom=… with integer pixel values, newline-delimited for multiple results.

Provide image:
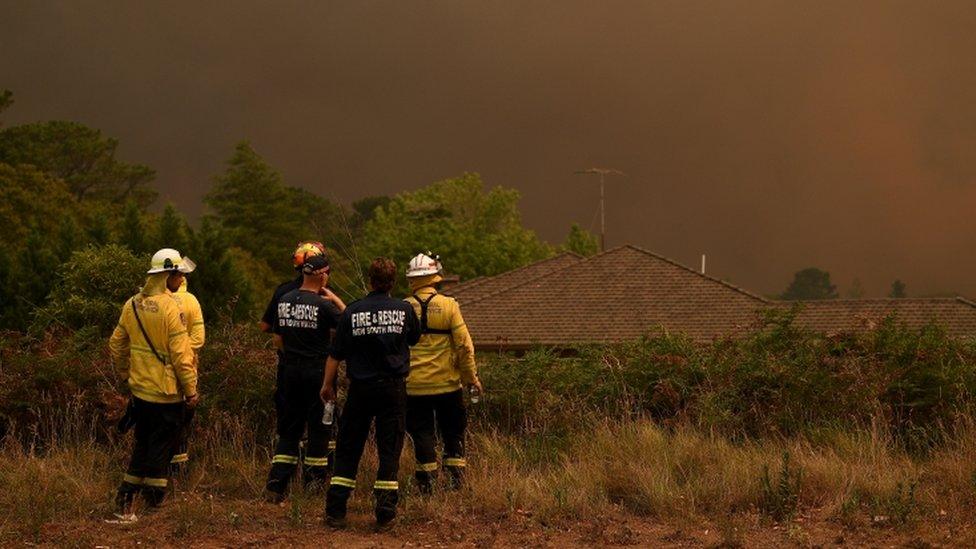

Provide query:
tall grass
left=1, top=311, right=975, bottom=542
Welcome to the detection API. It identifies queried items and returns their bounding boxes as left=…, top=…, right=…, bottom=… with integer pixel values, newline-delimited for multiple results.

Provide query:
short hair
left=368, top=257, right=397, bottom=293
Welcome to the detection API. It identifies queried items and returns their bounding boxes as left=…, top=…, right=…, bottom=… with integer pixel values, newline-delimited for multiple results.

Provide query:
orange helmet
left=292, top=241, right=326, bottom=270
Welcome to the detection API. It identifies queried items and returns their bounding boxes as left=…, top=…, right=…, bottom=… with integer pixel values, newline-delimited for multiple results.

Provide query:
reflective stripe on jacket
left=404, top=287, right=477, bottom=396
left=109, top=282, right=197, bottom=404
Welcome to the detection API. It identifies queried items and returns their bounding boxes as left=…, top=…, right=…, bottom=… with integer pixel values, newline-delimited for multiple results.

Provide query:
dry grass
left=1, top=418, right=974, bottom=545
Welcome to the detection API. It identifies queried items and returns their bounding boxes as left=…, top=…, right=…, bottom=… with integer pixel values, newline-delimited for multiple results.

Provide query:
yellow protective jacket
left=109, top=274, right=198, bottom=403
left=404, top=287, right=477, bottom=396
left=174, top=281, right=205, bottom=352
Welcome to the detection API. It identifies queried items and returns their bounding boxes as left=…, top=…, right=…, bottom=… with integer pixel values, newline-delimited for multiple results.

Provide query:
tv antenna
left=574, top=167, right=625, bottom=252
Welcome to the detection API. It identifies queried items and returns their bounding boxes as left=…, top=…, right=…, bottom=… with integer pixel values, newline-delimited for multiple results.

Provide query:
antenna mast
left=574, top=167, right=625, bottom=252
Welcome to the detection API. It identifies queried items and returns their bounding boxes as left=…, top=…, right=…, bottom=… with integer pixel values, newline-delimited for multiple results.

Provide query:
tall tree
left=156, top=203, right=190, bottom=254
left=350, top=195, right=392, bottom=231
left=184, top=217, right=258, bottom=322
left=781, top=267, right=838, bottom=300
left=205, top=142, right=344, bottom=274
left=118, top=200, right=148, bottom=254
left=889, top=279, right=907, bottom=298
left=562, top=223, right=599, bottom=257
left=0, top=120, right=156, bottom=205
left=0, top=89, right=13, bottom=123
left=363, top=173, right=551, bottom=283
left=0, top=163, right=76, bottom=250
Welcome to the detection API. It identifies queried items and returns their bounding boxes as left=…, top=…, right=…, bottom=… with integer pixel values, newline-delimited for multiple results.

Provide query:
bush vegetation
left=1, top=311, right=975, bottom=543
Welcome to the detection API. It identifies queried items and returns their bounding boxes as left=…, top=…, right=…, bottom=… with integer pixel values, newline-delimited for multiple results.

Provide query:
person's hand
left=185, top=393, right=200, bottom=408
left=320, top=288, right=346, bottom=311
left=103, top=390, right=129, bottom=422
left=469, top=377, right=483, bottom=394
left=320, top=383, right=336, bottom=403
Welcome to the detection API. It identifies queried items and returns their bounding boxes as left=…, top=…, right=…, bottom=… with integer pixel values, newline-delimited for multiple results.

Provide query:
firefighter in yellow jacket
left=169, top=277, right=205, bottom=472
left=109, top=248, right=199, bottom=517
left=403, top=253, right=481, bottom=493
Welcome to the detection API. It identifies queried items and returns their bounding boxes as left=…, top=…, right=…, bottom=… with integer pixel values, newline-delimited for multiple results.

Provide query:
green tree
left=118, top=200, right=148, bottom=254
left=207, top=142, right=326, bottom=272
left=0, top=89, right=13, bottom=123
left=155, top=203, right=190, bottom=254
left=0, top=163, right=76, bottom=250
left=350, top=195, right=391, bottom=231
left=35, top=244, right=147, bottom=333
left=363, top=173, right=551, bottom=284
left=781, top=267, right=838, bottom=300
left=889, top=279, right=907, bottom=298
left=562, top=223, right=599, bottom=257
left=0, top=121, right=156, bottom=205
left=183, top=218, right=258, bottom=323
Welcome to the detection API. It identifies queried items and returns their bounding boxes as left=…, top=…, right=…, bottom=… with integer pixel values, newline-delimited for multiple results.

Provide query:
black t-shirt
left=276, top=288, right=343, bottom=362
left=330, top=291, right=421, bottom=381
left=262, top=276, right=302, bottom=332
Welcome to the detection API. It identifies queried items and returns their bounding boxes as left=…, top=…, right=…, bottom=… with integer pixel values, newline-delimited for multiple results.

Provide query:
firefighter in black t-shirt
left=321, top=257, right=421, bottom=529
left=260, top=241, right=327, bottom=334
left=265, top=254, right=346, bottom=503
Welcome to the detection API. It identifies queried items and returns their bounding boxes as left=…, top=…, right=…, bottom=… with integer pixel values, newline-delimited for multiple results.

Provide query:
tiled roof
left=451, top=245, right=976, bottom=349
left=444, top=252, right=583, bottom=303
left=786, top=297, right=976, bottom=338
left=457, top=245, right=770, bottom=349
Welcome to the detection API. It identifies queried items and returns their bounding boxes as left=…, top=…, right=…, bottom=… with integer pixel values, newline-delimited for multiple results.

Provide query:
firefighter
left=259, top=241, right=327, bottom=335
left=265, top=253, right=346, bottom=503
left=168, top=277, right=205, bottom=475
left=321, top=258, right=421, bottom=529
left=109, top=248, right=199, bottom=519
left=403, top=253, right=481, bottom=493
left=259, top=242, right=340, bottom=474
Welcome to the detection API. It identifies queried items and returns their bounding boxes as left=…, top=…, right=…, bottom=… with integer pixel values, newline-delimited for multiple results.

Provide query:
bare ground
left=24, top=496, right=975, bottom=548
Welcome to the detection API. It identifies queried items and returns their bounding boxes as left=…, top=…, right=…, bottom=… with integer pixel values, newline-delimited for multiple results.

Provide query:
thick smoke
left=2, top=1, right=975, bottom=296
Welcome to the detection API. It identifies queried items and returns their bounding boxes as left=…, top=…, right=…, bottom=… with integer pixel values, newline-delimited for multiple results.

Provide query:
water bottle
left=468, top=385, right=481, bottom=405
left=322, top=401, right=335, bottom=425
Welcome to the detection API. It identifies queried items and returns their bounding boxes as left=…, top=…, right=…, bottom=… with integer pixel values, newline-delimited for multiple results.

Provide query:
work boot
left=374, top=488, right=398, bottom=528
left=374, top=513, right=396, bottom=532
left=445, top=466, right=465, bottom=490
left=264, top=489, right=286, bottom=504
left=141, top=486, right=167, bottom=508
left=114, top=482, right=139, bottom=516
left=414, top=471, right=434, bottom=495
left=324, top=513, right=347, bottom=529
left=324, top=485, right=351, bottom=527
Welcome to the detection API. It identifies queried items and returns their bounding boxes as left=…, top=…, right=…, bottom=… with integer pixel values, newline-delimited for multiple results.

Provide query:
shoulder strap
left=131, top=298, right=167, bottom=365
left=412, top=293, right=453, bottom=335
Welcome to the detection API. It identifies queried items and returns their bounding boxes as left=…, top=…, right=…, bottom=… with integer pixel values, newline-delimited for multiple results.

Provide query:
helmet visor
left=177, top=256, right=197, bottom=274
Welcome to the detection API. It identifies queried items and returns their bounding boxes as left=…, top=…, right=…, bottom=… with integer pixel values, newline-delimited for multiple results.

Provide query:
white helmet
left=406, top=252, right=443, bottom=278
left=147, top=248, right=196, bottom=274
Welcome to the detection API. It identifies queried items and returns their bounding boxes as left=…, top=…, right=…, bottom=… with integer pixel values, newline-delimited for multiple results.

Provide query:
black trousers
left=326, top=377, right=406, bottom=523
left=169, top=407, right=194, bottom=471
left=116, top=397, right=185, bottom=509
left=406, top=389, right=467, bottom=491
left=266, top=359, right=336, bottom=494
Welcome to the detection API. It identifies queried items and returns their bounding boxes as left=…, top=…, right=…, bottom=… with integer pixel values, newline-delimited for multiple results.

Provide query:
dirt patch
left=21, top=496, right=974, bottom=548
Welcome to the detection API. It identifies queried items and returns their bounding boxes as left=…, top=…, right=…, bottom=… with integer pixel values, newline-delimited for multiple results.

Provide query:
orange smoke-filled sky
left=2, top=1, right=975, bottom=297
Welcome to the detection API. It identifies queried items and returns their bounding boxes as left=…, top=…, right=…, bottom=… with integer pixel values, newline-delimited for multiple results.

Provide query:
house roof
left=444, top=252, right=583, bottom=303
left=787, top=297, right=976, bottom=338
left=456, top=245, right=770, bottom=349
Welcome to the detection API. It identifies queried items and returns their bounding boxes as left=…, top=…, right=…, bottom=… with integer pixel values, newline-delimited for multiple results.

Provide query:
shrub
left=33, top=244, right=147, bottom=334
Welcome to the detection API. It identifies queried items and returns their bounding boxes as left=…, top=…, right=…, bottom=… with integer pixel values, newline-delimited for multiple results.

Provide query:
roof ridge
left=460, top=244, right=770, bottom=307
left=954, top=296, right=976, bottom=308
left=619, top=244, right=771, bottom=304
left=449, top=252, right=583, bottom=295
left=457, top=251, right=589, bottom=306
left=784, top=297, right=971, bottom=305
